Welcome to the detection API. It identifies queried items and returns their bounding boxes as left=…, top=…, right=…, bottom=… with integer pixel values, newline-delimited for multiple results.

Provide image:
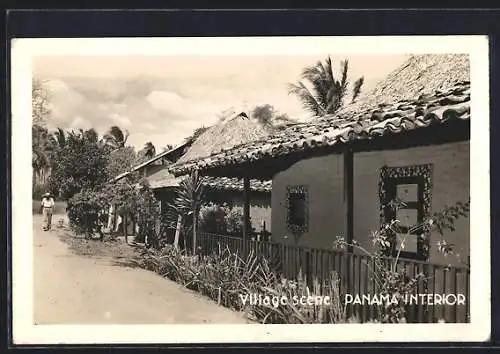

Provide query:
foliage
left=288, top=56, right=365, bottom=116
left=333, top=199, right=470, bottom=323
left=161, top=144, right=174, bottom=152
left=32, top=124, right=57, bottom=183
left=67, top=188, right=110, bottom=239
left=102, top=125, right=129, bottom=149
left=250, top=104, right=296, bottom=128
left=32, top=78, right=52, bottom=126
left=32, top=182, right=49, bottom=200
left=226, top=206, right=253, bottom=235
left=143, top=142, right=156, bottom=159
left=133, top=245, right=346, bottom=324
left=48, top=129, right=110, bottom=200
left=168, top=170, right=207, bottom=254
left=198, top=203, right=254, bottom=237
left=135, top=183, right=162, bottom=247
left=106, top=146, right=137, bottom=179
left=199, top=203, right=229, bottom=235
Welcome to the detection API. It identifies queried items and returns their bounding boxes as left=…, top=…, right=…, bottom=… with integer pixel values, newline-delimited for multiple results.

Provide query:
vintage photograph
left=11, top=36, right=490, bottom=343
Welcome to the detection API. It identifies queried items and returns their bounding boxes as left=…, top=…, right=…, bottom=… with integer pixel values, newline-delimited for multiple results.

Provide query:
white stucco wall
left=353, top=141, right=470, bottom=266
left=272, top=154, right=345, bottom=248
left=271, top=141, right=470, bottom=266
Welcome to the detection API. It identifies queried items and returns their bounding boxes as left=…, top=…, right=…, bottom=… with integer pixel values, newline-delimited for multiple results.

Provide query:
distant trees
left=143, top=142, right=156, bottom=159
left=48, top=128, right=110, bottom=200
left=288, top=56, right=365, bottom=116
left=32, top=79, right=55, bottom=186
left=32, top=78, right=52, bottom=127
left=250, top=104, right=295, bottom=128
left=106, top=146, right=137, bottom=179
left=102, top=126, right=129, bottom=149
left=162, top=144, right=174, bottom=152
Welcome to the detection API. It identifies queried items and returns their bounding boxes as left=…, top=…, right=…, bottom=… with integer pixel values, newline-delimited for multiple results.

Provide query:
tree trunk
left=123, top=214, right=128, bottom=244
left=173, top=214, right=182, bottom=249
left=192, top=211, right=198, bottom=255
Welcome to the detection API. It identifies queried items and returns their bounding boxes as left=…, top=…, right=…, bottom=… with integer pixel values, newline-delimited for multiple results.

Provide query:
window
left=286, top=185, right=308, bottom=233
left=379, top=164, right=433, bottom=261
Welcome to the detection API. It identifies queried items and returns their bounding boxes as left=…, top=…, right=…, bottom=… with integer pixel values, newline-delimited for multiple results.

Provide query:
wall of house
left=353, top=141, right=470, bottom=266
left=143, top=164, right=165, bottom=178
left=272, top=154, right=345, bottom=248
left=272, top=141, right=470, bottom=266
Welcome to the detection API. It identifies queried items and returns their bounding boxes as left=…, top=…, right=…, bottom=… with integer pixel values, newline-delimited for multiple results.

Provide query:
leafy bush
left=32, top=182, right=48, bottom=200
left=334, top=199, right=470, bottom=323
left=226, top=206, right=253, bottom=235
left=199, top=203, right=229, bottom=234
left=135, top=183, right=162, bottom=247
left=67, top=188, right=110, bottom=239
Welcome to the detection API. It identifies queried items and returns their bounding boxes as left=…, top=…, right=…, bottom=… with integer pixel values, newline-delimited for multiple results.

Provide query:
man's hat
left=44, top=192, right=50, bottom=197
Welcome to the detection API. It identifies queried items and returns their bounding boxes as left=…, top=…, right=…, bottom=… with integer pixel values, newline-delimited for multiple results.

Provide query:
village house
left=112, top=112, right=282, bottom=235
left=168, top=54, right=471, bottom=268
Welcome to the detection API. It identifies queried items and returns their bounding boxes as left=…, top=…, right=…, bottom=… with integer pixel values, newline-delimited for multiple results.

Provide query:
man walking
left=41, top=192, right=55, bottom=231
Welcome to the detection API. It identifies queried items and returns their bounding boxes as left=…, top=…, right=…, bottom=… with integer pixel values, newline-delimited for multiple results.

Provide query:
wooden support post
left=242, top=175, right=250, bottom=258
left=173, top=214, right=182, bottom=249
left=343, top=148, right=354, bottom=252
left=343, top=149, right=354, bottom=295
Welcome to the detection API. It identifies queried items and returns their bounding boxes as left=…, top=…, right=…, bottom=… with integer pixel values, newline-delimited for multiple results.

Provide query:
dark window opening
left=286, top=185, right=308, bottom=233
left=289, top=192, right=306, bottom=227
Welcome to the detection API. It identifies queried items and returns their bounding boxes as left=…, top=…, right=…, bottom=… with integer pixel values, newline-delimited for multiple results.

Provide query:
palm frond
left=352, top=76, right=365, bottom=102
left=288, top=82, right=326, bottom=116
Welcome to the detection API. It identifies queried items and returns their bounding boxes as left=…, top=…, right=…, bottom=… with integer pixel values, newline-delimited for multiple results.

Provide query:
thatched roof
left=175, top=112, right=274, bottom=164
left=343, top=54, right=470, bottom=114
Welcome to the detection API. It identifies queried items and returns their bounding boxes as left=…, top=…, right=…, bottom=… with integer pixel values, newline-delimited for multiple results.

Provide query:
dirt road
left=33, top=215, right=251, bottom=324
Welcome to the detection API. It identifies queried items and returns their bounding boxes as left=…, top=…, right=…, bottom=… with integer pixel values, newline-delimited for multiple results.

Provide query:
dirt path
left=33, top=215, right=251, bottom=324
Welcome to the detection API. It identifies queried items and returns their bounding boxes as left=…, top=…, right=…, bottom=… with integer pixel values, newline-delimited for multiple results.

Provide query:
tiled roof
left=169, top=81, right=470, bottom=176
left=147, top=168, right=272, bottom=193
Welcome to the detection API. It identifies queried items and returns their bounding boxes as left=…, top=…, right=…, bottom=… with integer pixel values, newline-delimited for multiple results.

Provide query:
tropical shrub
left=67, top=188, right=110, bottom=239
left=334, top=198, right=470, bottom=323
left=226, top=206, right=253, bottom=235
left=198, top=203, right=229, bottom=235
left=132, top=245, right=346, bottom=324
left=135, top=182, right=162, bottom=247
left=32, top=182, right=48, bottom=200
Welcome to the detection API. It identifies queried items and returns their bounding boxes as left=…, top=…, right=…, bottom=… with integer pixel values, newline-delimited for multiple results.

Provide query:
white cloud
left=141, top=122, right=156, bottom=130
left=109, top=113, right=132, bottom=127
left=146, top=90, right=222, bottom=120
left=70, top=116, right=92, bottom=130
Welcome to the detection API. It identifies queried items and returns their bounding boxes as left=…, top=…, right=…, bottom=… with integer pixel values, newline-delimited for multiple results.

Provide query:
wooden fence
left=197, top=232, right=470, bottom=323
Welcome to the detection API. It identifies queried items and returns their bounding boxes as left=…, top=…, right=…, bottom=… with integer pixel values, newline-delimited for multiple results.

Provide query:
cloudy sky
left=33, top=54, right=409, bottom=150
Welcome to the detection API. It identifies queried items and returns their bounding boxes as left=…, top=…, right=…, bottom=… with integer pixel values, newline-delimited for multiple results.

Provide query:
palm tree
left=161, top=144, right=174, bottom=152
left=288, top=56, right=365, bottom=116
left=168, top=170, right=206, bottom=254
left=102, top=126, right=129, bottom=149
left=52, top=128, right=67, bottom=148
left=143, top=142, right=156, bottom=159
left=32, top=125, right=55, bottom=184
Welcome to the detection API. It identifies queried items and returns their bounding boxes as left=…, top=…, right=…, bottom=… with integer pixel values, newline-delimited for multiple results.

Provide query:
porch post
left=343, top=148, right=354, bottom=252
left=343, top=148, right=354, bottom=305
left=242, top=175, right=251, bottom=257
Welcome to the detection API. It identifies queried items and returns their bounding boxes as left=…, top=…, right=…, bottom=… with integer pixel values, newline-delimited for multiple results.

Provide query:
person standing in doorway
left=41, top=192, right=55, bottom=231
